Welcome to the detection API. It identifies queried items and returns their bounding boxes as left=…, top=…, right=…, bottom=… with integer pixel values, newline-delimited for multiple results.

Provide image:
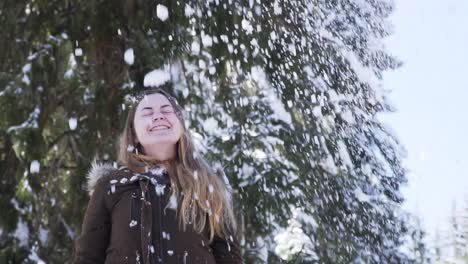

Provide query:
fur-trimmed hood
left=86, top=160, right=119, bottom=196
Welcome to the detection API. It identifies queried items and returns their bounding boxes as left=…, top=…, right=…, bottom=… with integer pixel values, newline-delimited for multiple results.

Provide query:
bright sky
left=380, top=0, right=468, bottom=239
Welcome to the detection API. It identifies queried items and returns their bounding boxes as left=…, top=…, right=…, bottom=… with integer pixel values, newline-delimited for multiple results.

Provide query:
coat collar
left=85, top=160, right=169, bottom=196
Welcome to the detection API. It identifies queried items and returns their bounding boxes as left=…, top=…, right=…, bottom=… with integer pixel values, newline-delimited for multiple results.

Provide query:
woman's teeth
left=150, top=126, right=170, bottom=131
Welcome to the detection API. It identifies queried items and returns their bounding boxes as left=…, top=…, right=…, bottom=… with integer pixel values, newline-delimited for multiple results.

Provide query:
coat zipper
left=130, top=191, right=142, bottom=263
left=158, top=190, right=164, bottom=263
left=131, top=192, right=138, bottom=224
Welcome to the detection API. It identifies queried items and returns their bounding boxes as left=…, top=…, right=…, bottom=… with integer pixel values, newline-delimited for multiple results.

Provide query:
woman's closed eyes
left=141, top=107, right=175, bottom=116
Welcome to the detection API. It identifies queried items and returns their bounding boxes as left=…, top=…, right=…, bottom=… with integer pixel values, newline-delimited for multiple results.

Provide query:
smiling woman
left=133, top=92, right=183, bottom=160
left=73, top=88, right=243, bottom=264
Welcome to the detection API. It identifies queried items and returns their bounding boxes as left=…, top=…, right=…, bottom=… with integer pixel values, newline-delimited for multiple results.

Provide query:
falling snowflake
left=129, top=220, right=138, bottom=227
left=124, top=48, right=134, bottom=65
left=30, top=160, right=40, bottom=174
left=68, top=118, right=77, bottom=130
left=156, top=4, right=169, bottom=21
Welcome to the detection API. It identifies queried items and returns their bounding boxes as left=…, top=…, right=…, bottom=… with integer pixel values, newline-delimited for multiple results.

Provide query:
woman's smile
left=149, top=127, right=172, bottom=134
left=150, top=125, right=170, bottom=131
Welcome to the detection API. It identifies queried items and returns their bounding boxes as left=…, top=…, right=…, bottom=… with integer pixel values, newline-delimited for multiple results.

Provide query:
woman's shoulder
left=86, top=161, right=134, bottom=196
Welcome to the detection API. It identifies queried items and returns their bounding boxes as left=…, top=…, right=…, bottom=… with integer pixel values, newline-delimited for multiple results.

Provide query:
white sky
left=380, top=0, right=468, bottom=239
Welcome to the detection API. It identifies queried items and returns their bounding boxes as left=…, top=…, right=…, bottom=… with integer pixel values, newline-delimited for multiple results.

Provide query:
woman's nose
left=152, top=112, right=166, bottom=120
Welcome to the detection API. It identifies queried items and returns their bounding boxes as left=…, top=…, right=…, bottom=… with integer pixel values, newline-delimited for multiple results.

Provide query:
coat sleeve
left=73, top=178, right=111, bottom=264
left=210, top=232, right=243, bottom=264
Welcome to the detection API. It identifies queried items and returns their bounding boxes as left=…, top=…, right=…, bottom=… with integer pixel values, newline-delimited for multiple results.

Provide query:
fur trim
left=86, top=160, right=118, bottom=196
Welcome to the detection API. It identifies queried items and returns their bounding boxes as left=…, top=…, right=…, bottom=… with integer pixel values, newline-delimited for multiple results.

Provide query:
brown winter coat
left=72, top=162, right=243, bottom=264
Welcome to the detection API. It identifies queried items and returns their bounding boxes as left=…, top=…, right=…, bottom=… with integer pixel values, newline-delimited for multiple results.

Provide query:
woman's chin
left=142, top=137, right=178, bottom=146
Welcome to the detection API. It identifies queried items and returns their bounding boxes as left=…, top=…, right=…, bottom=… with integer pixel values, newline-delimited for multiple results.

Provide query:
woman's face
left=133, top=93, right=183, bottom=152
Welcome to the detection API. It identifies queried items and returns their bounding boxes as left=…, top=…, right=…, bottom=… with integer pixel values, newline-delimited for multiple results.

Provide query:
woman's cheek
left=135, top=122, right=146, bottom=137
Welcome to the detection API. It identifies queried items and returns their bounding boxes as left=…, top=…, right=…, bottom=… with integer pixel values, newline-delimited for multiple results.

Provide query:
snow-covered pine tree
left=0, top=0, right=133, bottom=261
left=433, top=229, right=443, bottom=263
left=176, top=0, right=413, bottom=262
left=450, top=202, right=466, bottom=261
left=462, top=197, right=468, bottom=263
left=407, top=213, right=431, bottom=264
left=433, top=201, right=468, bottom=264
left=1, top=0, right=419, bottom=263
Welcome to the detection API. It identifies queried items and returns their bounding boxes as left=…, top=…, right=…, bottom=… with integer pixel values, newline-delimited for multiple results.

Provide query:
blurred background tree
left=0, top=0, right=425, bottom=263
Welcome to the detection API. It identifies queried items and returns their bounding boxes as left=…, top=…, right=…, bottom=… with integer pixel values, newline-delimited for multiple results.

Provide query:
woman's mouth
left=149, top=125, right=172, bottom=134
left=150, top=125, right=171, bottom=131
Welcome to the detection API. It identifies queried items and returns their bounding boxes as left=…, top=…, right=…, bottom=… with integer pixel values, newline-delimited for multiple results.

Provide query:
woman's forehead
left=137, top=93, right=171, bottom=108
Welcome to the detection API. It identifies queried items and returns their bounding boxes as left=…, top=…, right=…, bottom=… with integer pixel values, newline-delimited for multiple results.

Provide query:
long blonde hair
left=117, top=88, right=236, bottom=243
